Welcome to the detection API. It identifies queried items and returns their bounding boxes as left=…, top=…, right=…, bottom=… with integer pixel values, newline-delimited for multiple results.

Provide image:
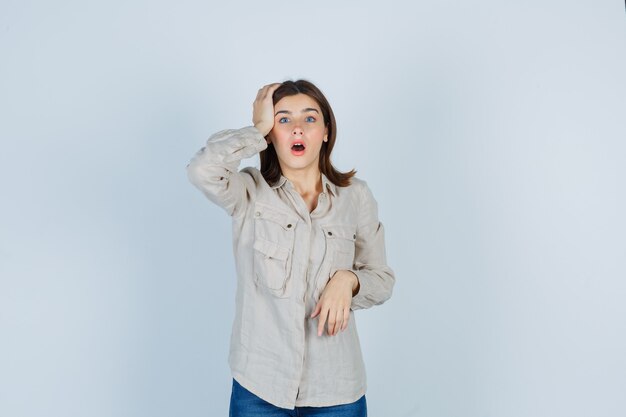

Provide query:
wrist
left=347, top=271, right=359, bottom=296
left=331, top=270, right=360, bottom=295
left=254, top=123, right=271, bottom=137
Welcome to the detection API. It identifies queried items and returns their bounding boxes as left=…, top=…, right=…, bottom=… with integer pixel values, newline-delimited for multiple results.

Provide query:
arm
left=311, top=180, right=395, bottom=336
left=186, top=126, right=267, bottom=217
left=186, top=83, right=281, bottom=217
left=349, top=181, right=395, bottom=310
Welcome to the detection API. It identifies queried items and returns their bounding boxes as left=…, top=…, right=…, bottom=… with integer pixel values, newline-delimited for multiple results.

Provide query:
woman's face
left=268, top=93, right=328, bottom=174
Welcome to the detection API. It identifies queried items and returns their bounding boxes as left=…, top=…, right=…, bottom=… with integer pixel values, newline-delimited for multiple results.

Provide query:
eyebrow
left=275, top=108, right=320, bottom=116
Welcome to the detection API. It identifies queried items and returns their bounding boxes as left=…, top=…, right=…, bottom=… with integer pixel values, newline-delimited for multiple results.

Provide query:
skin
left=252, top=83, right=359, bottom=337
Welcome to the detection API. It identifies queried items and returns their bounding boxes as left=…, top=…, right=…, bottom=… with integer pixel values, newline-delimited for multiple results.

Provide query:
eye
left=305, top=116, right=316, bottom=122
left=278, top=117, right=289, bottom=123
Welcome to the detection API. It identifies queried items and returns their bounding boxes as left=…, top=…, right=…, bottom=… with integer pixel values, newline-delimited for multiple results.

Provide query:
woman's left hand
left=311, top=270, right=360, bottom=336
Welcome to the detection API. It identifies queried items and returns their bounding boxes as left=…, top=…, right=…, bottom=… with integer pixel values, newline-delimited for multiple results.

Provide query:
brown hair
left=259, top=79, right=356, bottom=187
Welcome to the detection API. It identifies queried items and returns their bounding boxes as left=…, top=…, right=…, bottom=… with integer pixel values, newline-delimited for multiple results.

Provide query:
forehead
left=274, top=93, right=320, bottom=111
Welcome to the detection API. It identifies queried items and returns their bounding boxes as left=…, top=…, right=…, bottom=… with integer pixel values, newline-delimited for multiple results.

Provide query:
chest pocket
left=321, top=224, right=357, bottom=270
left=253, top=202, right=299, bottom=297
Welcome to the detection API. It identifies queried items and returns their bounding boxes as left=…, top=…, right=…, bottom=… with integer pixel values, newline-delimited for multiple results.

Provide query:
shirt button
left=255, top=211, right=261, bottom=217
left=287, top=224, right=292, bottom=228
left=328, top=231, right=333, bottom=236
left=353, top=234, right=356, bottom=239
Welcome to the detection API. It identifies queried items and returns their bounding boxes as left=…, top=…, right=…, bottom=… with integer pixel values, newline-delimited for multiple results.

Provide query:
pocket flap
left=321, top=224, right=357, bottom=241
left=253, top=238, right=290, bottom=261
left=254, top=202, right=299, bottom=231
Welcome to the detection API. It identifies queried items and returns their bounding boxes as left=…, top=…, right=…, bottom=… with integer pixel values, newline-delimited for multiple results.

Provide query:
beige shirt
left=186, top=126, right=395, bottom=409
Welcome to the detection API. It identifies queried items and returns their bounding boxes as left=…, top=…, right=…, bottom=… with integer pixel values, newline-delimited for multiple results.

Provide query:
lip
left=290, top=140, right=306, bottom=148
left=290, top=147, right=306, bottom=156
left=290, top=140, right=306, bottom=156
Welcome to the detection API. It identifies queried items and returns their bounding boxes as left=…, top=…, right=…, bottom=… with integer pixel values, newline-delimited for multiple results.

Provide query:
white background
left=1, top=1, right=625, bottom=416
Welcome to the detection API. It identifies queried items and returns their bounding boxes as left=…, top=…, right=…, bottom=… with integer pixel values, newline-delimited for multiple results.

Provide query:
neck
left=281, top=166, right=323, bottom=196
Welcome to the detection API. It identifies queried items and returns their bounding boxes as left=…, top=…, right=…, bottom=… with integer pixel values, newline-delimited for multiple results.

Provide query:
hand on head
left=253, top=83, right=282, bottom=139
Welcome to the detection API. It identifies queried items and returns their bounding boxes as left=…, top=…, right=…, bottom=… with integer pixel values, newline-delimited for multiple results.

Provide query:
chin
left=280, top=159, right=313, bottom=170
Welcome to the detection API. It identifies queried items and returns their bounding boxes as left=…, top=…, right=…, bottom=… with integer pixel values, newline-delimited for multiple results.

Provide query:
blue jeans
left=229, top=378, right=367, bottom=417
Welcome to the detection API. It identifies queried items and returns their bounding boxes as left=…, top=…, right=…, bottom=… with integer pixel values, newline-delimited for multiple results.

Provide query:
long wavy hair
left=259, top=79, right=356, bottom=187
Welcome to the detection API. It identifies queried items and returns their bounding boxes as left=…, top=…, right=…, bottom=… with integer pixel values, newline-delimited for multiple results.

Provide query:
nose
left=292, top=125, right=303, bottom=136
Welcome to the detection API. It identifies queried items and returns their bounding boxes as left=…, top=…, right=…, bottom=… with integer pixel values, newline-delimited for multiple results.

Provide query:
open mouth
left=291, top=142, right=306, bottom=152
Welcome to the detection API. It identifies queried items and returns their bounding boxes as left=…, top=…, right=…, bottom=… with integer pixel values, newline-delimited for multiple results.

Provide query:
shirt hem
left=294, top=385, right=367, bottom=408
left=231, top=371, right=367, bottom=409
left=231, top=371, right=296, bottom=410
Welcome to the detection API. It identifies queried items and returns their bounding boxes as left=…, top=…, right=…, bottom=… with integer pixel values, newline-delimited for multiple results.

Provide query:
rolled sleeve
left=186, top=126, right=267, bottom=217
left=349, top=181, right=395, bottom=310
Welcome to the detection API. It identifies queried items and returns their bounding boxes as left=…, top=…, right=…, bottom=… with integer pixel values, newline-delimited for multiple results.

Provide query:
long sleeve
left=349, top=181, right=395, bottom=311
left=186, top=126, right=268, bottom=217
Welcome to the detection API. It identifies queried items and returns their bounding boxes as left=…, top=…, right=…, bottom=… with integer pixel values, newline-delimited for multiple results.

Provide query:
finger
left=329, top=309, right=337, bottom=336
left=318, top=307, right=329, bottom=337
left=267, top=83, right=281, bottom=94
left=334, top=309, right=343, bottom=335
left=310, top=301, right=321, bottom=319
left=341, top=307, right=350, bottom=331
left=255, top=85, right=268, bottom=99
left=327, top=309, right=338, bottom=336
left=260, top=84, right=273, bottom=99
left=257, top=83, right=280, bottom=100
left=255, top=84, right=271, bottom=100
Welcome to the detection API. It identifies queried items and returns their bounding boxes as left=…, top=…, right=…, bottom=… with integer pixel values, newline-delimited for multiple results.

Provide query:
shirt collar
left=270, top=175, right=288, bottom=190
left=271, top=172, right=337, bottom=197
left=321, top=172, right=337, bottom=196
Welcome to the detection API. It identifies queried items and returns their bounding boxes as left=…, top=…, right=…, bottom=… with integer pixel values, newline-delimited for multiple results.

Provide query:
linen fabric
left=187, top=126, right=395, bottom=408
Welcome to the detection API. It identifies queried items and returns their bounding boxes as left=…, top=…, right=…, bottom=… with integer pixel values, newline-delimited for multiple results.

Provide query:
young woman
left=187, top=80, right=395, bottom=416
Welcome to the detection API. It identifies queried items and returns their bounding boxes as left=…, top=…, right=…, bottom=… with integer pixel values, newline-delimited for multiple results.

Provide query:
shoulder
left=239, top=166, right=271, bottom=188
left=227, top=167, right=273, bottom=207
left=332, top=176, right=378, bottom=219
left=344, top=176, right=376, bottom=203
left=347, top=176, right=367, bottom=190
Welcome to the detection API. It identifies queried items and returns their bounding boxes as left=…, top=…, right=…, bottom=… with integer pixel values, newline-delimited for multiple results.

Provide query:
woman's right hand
left=252, top=83, right=281, bottom=138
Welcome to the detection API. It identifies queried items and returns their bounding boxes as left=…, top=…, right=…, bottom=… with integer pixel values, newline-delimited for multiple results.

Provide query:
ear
left=324, top=125, right=328, bottom=142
